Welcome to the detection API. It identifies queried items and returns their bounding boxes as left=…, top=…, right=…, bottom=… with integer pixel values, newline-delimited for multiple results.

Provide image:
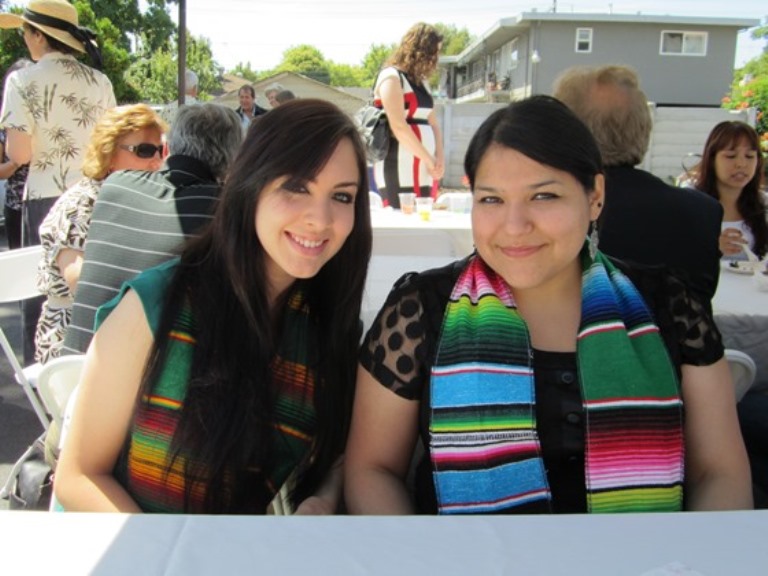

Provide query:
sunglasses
left=119, top=143, right=164, bottom=159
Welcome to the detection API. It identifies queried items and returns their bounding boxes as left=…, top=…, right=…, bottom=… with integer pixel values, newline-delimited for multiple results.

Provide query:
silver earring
left=589, top=221, right=599, bottom=260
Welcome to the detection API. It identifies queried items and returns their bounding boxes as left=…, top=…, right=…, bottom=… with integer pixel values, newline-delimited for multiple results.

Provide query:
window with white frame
left=575, top=28, right=592, bottom=53
left=660, top=31, right=707, bottom=56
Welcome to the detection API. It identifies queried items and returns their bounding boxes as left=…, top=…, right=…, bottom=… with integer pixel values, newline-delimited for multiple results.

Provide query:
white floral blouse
left=35, top=177, right=101, bottom=363
left=0, top=52, right=115, bottom=201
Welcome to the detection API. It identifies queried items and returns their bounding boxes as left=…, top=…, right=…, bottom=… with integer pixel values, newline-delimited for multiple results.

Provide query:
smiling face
left=255, top=137, right=359, bottom=302
left=714, top=138, right=759, bottom=197
left=110, top=127, right=165, bottom=173
left=471, top=144, right=604, bottom=300
left=238, top=88, right=255, bottom=113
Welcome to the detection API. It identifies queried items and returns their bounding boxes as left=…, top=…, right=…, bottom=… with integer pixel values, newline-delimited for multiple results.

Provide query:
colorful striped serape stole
left=429, top=248, right=684, bottom=514
left=120, top=288, right=316, bottom=513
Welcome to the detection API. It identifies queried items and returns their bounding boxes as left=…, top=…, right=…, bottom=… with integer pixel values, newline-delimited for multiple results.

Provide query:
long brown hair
left=139, top=99, right=372, bottom=512
left=695, top=121, right=766, bottom=258
left=386, top=22, right=443, bottom=81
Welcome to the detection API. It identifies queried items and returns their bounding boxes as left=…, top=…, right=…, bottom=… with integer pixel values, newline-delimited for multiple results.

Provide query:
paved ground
left=1, top=234, right=45, bottom=510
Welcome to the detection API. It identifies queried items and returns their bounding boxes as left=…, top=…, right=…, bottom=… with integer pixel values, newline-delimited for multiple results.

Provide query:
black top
left=600, top=165, right=723, bottom=303
left=359, top=257, right=724, bottom=514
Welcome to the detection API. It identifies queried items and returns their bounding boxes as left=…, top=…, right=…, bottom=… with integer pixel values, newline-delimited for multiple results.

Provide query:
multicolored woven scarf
left=117, top=287, right=316, bottom=513
left=430, top=248, right=684, bottom=514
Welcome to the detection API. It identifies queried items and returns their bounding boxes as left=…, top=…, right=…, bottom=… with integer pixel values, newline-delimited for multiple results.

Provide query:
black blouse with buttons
left=360, top=257, right=724, bottom=514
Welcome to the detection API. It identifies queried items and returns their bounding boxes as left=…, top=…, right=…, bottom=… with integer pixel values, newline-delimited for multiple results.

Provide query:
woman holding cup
left=693, top=121, right=766, bottom=260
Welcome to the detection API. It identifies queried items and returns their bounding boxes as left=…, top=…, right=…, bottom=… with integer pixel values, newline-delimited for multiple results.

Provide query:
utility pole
left=178, top=0, right=187, bottom=106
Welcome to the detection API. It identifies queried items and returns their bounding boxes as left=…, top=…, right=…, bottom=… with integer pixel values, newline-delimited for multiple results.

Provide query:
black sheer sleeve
left=359, top=261, right=461, bottom=400
left=615, top=260, right=724, bottom=370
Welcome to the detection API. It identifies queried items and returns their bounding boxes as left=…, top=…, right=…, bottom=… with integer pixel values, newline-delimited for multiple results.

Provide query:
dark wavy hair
left=387, top=22, right=443, bottom=81
left=139, top=99, right=372, bottom=513
left=465, top=95, right=604, bottom=193
left=694, top=121, right=767, bottom=258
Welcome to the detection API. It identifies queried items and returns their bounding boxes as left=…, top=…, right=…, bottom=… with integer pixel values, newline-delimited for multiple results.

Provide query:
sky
left=177, top=0, right=766, bottom=71
left=12, top=0, right=765, bottom=70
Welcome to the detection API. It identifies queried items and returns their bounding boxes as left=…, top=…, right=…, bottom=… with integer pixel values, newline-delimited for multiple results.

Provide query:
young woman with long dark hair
left=346, top=96, right=751, bottom=515
left=55, top=100, right=372, bottom=514
left=695, top=121, right=767, bottom=260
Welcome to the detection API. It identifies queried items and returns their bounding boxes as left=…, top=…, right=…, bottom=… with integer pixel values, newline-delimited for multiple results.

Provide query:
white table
left=1, top=511, right=766, bottom=575
left=713, top=265, right=768, bottom=390
left=364, top=209, right=472, bottom=329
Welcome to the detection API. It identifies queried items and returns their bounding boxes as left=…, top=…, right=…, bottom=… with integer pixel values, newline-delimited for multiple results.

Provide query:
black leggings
left=3, top=205, right=22, bottom=250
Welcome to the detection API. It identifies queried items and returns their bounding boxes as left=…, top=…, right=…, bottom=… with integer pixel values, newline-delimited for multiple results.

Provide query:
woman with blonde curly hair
left=372, top=22, right=444, bottom=208
left=35, top=103, right=167, bottom=363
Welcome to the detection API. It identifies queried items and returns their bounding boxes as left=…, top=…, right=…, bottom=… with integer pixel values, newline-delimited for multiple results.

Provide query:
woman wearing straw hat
left=0, top=0, right=115, bottom=363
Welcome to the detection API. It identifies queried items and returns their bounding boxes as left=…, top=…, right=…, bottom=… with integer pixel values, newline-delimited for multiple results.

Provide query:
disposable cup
left=399, top=193, right=416, bottom=214
left=415, top=197, right=434, bottom=221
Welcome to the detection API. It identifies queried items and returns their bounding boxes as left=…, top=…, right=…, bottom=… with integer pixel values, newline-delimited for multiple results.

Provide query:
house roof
left=444, top=12, right=761, bottom=65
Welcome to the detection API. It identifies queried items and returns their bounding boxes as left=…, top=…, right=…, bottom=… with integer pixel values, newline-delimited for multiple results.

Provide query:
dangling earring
left=588, top=220, right=599, bottom=260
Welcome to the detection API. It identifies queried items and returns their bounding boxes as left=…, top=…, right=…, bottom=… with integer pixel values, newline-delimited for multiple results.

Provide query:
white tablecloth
left=1, top=511, right=766, bottom=575
left=713, top=265, right=768, bottom=390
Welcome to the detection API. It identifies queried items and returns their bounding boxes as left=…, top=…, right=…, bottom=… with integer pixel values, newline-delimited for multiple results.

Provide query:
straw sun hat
left=0, top=0, right=104, bottom=68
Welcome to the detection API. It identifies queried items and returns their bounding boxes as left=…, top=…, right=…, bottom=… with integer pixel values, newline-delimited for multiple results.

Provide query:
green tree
left=86, top=0, right=176, bottom=54
left=124, top=32, right=222, bottom=103
left=360, top=43, right=396, bottom=86
left=328, top=62, right=364, bottom=87
left=724, top=22, right=768, bottom=140
left=74, top=0, right=136, bottom=102
left=0, top=6, right=28, bottom=86
left=434, top=23, right=472, bottom=56
left=231, top=62, right=260, bottom=83
left=140, top=0, right=177, bottom=53
left=276, top=44, right=331, bottom=84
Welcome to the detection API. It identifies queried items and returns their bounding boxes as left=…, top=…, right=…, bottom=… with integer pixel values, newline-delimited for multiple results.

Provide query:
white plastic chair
left=725, top=349, right=757, bottom=402
left=36, top=354, right=86, bottom=435
left=0, top=245, right=48, bottom=427
left=37, top=355, right=86, bottom=512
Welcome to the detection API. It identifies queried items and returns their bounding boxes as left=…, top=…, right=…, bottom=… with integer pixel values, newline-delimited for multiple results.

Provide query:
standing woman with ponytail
left=0, top=0, right=115, bottom=363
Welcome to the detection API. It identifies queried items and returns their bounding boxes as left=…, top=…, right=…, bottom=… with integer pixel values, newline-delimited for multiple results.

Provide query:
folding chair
left=0, top=246, right=49, bottom=501
left=0, top=245, right=48, bottom=427
left=35, top=354, right=86, bottom=512
left=36, top=354, right=86, bottom=436
left=725, top=349, right=757, bottom=402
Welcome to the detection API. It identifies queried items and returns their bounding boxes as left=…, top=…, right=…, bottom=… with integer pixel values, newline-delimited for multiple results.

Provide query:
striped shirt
left=62, top=155, right=219, bottom=355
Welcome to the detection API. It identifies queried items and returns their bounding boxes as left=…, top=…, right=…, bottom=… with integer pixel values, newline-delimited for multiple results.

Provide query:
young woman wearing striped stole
left=55, top=100, right=373, bottom=514
left=346, top=96, right=752, bottom=514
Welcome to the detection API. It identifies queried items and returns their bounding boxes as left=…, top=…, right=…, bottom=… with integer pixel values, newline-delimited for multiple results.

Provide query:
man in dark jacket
left=554, top=65, right=722, bottom=303
left=235, top=85, right=268, bottom=133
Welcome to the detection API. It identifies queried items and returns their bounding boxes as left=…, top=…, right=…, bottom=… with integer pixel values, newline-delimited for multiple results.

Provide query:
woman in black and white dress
left=373, top=23, right=444, bottom=208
